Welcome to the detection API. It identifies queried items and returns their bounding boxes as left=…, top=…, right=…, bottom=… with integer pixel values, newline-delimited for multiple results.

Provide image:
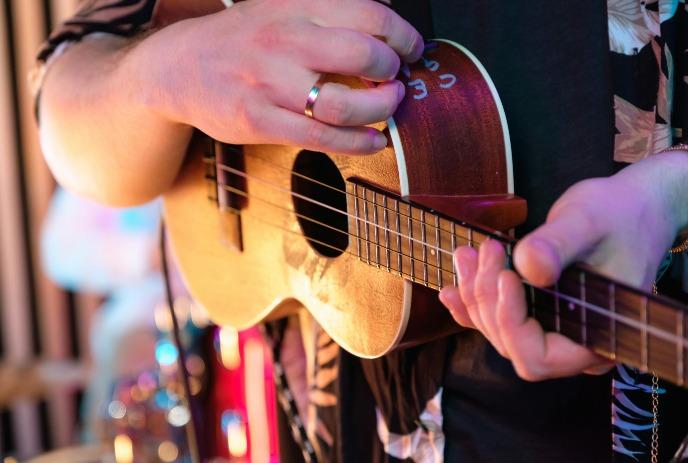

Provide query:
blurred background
left=0, top=2, right=278, bottom=462
left=0, top=0, right=96, bottom=458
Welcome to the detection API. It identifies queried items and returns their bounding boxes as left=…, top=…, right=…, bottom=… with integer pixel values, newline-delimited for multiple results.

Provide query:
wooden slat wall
left=0, top=0, right=94, bottom=459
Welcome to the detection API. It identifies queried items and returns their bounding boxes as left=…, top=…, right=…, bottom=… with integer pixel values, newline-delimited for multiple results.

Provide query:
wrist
left=120, top=22, right=195, bottom=131
left=620, top=149, right=688, bottom=240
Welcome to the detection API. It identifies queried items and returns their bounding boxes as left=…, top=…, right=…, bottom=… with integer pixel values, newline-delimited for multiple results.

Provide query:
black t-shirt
left=431, top=2, right=615, bottom=462
left=354, top=2, right=688, bottom=463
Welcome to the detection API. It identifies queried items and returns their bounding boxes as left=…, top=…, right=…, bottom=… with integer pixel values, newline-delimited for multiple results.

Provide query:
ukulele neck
left=347, top=180, right=688, bottom=386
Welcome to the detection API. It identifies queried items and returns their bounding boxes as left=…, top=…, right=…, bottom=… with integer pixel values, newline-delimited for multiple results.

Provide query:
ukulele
left=163, top=40, right=688, bottom=386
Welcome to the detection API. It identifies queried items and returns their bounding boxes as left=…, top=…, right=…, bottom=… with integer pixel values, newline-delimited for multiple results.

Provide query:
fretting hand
left=439, top=151, right=688, bottom=381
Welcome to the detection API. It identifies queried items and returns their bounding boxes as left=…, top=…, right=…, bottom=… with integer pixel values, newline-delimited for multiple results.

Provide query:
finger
left=297, top=26, right=402, bottom=81
left=497, top=270, right=611, bottom=381
left=258, top=107, right=388, bottom=154
left=473, top=239, right=507, bottom=355
left=308, top=0, right=424, bottom=62
left=454, top=246, right=485, bottom=333
left=439, top=287, right=475, bottom=329
left=293, top=79, right=404, bottom=127
left=582, top=362, right=615, bottom=376
left=514, top=206, right=602, bottom=287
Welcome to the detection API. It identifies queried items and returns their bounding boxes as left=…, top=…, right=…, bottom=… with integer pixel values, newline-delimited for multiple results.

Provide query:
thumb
left=514, top=206, right=603, bottom=287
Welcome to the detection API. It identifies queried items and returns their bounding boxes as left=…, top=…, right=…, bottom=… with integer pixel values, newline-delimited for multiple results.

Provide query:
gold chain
left=646, top=142, right=688, bottom=462
left=670, top=238, right=688, bottom=254
left=651, top=373, right=660, bottom=463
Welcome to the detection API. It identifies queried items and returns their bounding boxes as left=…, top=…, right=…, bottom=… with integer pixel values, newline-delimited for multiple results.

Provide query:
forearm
left=38, top=33, right=193, bottom=206
left=615, top=149, right=688, bottom=242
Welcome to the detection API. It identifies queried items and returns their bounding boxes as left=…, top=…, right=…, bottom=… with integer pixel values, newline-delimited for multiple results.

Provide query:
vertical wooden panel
left=0, top=0, right=41, bottom=457
left=11, top=0, right=72, bottom=449
left=50, top=0, right=100, bottom=366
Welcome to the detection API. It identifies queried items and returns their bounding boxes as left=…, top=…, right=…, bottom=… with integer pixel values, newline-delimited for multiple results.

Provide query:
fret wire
left=372, top=192, right=381, bottom=268
left=641, top=296, right=649, bottom=371
left=395, top=200, right=402, bottom=277
left=383, top=196, right=391, bottom=271
left=232, top=194, right=688, bottom=355
left=468, top=227, right=474, bottom=248
left=218, top=175, right=688, bottom=356
left=362, top=187, right=371, bottom=264
left=529, top=285, right=536, bottom=318
left=579, top=271, right=587, bottom=346
left=408, top=210, right=415, bottom=281
left=435, top=215, right=443, bottom=288
left=678, top=309, right=685, bottom=385
left=353, top=184, right=362, bottom=260
left=450, top=222, right=458, bottom=286
left=217, top=167, right=484, bottom=257
left=421, top=210, right=428, bottom=286
left=609, top=283, right=617, bottom=361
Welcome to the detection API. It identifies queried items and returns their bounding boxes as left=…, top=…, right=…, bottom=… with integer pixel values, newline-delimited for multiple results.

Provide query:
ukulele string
left=216, top=184, right=688, bottom=348
left=212, top=152, right=510, bottom=244
left=216, top=163, right=476, bottom=258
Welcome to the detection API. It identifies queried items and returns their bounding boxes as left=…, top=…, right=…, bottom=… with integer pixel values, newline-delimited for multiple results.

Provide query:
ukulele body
left=163, top=40, right=526, bottom=357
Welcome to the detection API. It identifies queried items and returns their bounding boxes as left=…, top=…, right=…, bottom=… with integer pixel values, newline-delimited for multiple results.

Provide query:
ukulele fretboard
left=347, top=180, right=688, bottom=386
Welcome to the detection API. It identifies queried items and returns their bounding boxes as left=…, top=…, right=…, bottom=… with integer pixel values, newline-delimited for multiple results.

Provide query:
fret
left=371, top=192, right=380, bottom=268
left=613, top=287, right=644, bottom=368
left=640, top=296, right=649, bottom=371
left=609, top=283, right=617, bottom=360
left=362, top=187, right=371, bottom=264
left=395, top=200, right=402, bottom=276
left=420, top=210, right=428, bottom=285
left=579, top=271, right=587, bottom=346
left=407, top=210, right=415, bottom=282
left=435, top=215, right=443, bottom=288
left=468, top=227, right=474, bottom=248
left=558, top=268, right=584, bottom=344
left=678, top=309, right=685, bottom=385
left=582, top=271, right=615, bottom=359
left=353, top=184, right=362, bottom=260
left=530, top=286, right=556, bottom=332
left=450, top=222, right=458, bottom=286
left=382, top=196, right=391, bottom=271
left=646, top=297, right=682, bottom=383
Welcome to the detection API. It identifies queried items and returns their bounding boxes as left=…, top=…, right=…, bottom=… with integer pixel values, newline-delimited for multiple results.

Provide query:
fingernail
left=453, top=253, right=465, bottom=283
left=374, top=133, right=388, bottom=150
left=439, top=287, right=459, bottom=309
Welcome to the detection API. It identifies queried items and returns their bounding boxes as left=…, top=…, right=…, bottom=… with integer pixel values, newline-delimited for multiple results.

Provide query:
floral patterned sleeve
left=32, top=0, right=225, bottom=113
left=37, top=0, right=159, bottom=63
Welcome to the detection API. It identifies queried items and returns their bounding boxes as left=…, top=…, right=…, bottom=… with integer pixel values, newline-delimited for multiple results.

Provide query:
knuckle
left=325, top=97, right=354, bottom=125
left=235, top=98, right=263, bottom=133
left=306, top=122, right=335, bottom=148
left=349, top=39, right=378, bottom=74
left=366, top=3, right=393, bottom=35
left=348, top=132, right=374, bottom=153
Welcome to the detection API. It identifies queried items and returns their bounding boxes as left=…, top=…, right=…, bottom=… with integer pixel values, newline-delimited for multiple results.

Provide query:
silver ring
left=304, top=75, right=327, bottom=119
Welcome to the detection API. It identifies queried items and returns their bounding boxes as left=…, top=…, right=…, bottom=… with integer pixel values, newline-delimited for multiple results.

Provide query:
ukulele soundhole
left=291, top=150, right=349, bottom=258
